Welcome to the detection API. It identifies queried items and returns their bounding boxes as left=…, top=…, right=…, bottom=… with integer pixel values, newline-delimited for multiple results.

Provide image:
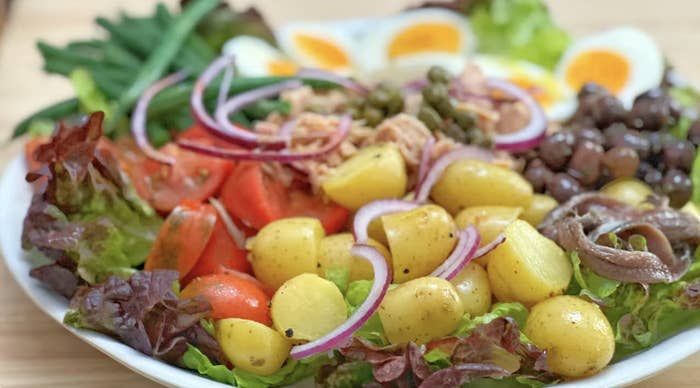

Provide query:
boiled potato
left=451, top=262, right=492, bottom=316
left=216, top=318, right=291, bottom=376
left=367, top=217, right=388, bottom=246
left=250, top=217, right=324, bottom=290
left=322, top=143, right=407, bottom=210
left=455, top=206, right=521, bottom=266
left=600, top=178, right=653, bottom=207
left=682, top=202, right=700, bottom=221
left=317, top=233, right=392, bottom=282
left=378, top=276, right=464, bottom=344
left=431, top=160, right=533, bottom=214
left=486, top=220, right=572, bottom=306
left=520, top=194, right=558, bottom=226
left=271, top=273, right=347, bottom=342
left=382, top=204, right=457, bottom=283
left=525, top=296, right=615, bottom=378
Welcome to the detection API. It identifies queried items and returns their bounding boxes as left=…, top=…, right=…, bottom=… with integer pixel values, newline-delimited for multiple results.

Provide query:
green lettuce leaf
left=183, top=345, right=333, bottom=388
left=568, top=252, right=621, bottom=300
left=470, top=0, right=571, bottom=69
left=455, top=302, right=529, bottom=336
left=691, top=148, right=700, bottom=205
left=319, top=361, right=374, bottom=388
left=344, top=280, right=389, bottom=346
left=324, top=266, right=350, bottom=294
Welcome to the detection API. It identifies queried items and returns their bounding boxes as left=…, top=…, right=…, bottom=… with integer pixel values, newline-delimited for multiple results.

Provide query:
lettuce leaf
left=183, top=345, right=332, bottom=388
left=324, top=266, right=350, bottom=294
left=344, top=280, right=389, bottom=346
left=21, top=112, right=162, bottom=288
left=70, top=68, right=115, bottom=122
left=470, top=0, right=571, bottom=69
left=455, top=302, right=529, bottom=336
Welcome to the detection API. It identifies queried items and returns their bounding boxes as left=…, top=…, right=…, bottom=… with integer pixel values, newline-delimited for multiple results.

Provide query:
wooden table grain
left=1, top=1, right=700, bottom=387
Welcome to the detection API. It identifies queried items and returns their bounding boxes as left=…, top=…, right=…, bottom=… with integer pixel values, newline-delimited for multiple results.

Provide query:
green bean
left=37, top=41, right=104, bottom=68
left=155, top=3, right=216, bottom=62
left=107, top=0, right=220, bottom=131
left=103, top=43, right=142, bottom=70
left=242, top=99, right=291, bottom=120
left=96, top=17, right=153, bottom=57
left=12, top=98, right=80, bottom=138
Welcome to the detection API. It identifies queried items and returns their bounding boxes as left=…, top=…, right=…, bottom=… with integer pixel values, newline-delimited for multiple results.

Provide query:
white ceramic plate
left=2, top=156, right=700, bottom=386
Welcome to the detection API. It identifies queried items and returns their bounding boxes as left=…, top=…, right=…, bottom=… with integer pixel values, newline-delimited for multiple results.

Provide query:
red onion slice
left=208, top=197, right=246, bottom=250
left=217, top=61, right=235, bottom=111
left=177, top=115, right=352, bottom=162
left=416, top=137, right=435, bottom=192
left=473, top=233, right=506, bottom=260
left=353, top=199, right=420, bottom=244
left=296, top=68, right=369, bottom=95
left=431, top=225, right=480, bottom=281
left=191, top=55, right=241, bottom=143
left=131, top=70, right=189, bottom=164
left=215, top=79, right=303, bottom=148
left=486, top=78, right=547, bottom=153
left=290, top=243, right=390, bottom=359
left=415, top=146, right=496, bottom=202
left=278, top=119, right=297, bottom=139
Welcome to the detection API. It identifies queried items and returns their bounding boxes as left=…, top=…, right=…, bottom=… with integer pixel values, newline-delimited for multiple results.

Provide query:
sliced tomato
left=220, top=161, right=349, bottom=232
left=145, top=200, right=217, bottom=279
left=180, top=273, right=271, bottom=324
left=181, top=217, right=253, bottom=286
left=112, top=138, right=234, bottom=213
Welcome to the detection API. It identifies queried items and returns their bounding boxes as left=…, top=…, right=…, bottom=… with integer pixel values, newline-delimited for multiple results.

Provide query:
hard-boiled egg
left=473, top=55, right=577, bottom=121
left=222, top=36, right=298, bottom=77
left=556, top=27, right=664, bottom=108
left=359, top=8, right=475, bottom=82
left=276, top=23, right=358, bottom=74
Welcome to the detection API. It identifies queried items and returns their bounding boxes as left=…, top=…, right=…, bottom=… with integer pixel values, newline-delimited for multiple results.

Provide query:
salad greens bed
left=11, top=0, right=700, bottom=387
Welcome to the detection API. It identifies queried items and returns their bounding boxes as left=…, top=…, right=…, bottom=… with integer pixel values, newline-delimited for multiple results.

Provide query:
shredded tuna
left=281, top=86, right=349, bottom=116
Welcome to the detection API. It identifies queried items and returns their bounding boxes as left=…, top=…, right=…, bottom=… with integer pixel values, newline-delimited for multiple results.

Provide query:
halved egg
left=359, top=8, right=475, bottom=81
left=222, top=36, right=298, bottom=77
left=276, top=23, right=358, bottom=74
left=473, top=55, right=577, bottom=121
left=556, top=27, right=664, bottom=108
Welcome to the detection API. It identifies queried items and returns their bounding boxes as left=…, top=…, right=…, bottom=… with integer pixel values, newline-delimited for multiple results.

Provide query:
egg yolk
left=565, top=49, right=630, bottom=94
left=293, top=34, right=350, bottom=70
left=388, top=23, right=460, bottom=59
left=509, top=75, right=555, bottom=108
left=267, top=60, right=298, bottom=76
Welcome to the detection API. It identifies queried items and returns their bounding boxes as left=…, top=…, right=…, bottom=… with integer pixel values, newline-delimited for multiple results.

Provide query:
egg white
left=556, top=27, right=664, bottom=109
left=275, top=22, right=359, bottom=74
left=222, top=36, right=294, bottom=77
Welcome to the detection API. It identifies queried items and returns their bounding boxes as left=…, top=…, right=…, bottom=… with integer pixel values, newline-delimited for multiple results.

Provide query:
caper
left=363, top=106, right=384, bottom=126
left=443, top=122, right=467, bottom=143
left=386, top=95, right=405, bottom=116
left=427, top=65, right=451, bottom=84
left=368, top=89, right=391, bottom=108
left=418, top=105, right=443, bottom=132
left=434, top=99, right=455, bottom=117
left=454, top=110, right=476, bottom=130
left=422, top=82, right=448, bottom=106
left=465, top=128, right=492, bottom=147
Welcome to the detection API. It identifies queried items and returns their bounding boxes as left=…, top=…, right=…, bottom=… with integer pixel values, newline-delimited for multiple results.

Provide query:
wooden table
left=1, top=0, right=700, bottom=386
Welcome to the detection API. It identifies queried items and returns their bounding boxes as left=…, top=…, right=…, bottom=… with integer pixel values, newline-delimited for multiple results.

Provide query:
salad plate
left=4, top=0, right=700, bottom=387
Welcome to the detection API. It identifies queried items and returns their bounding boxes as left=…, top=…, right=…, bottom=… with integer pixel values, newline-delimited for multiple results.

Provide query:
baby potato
left=431, top=160, right=533, bottom=215
left=486, top=220, right=572, bottom=306
left=382, top=204, right=457, bottom=283
left=250, top=217, right=324, bottom=290
left=271, top=273, right=347, bottom=342
left=451, top=262, right=492, bottom=316
left=216, top=318, right=291, bottom=376
left=378, top=276, right=464, bottom=344
left=600, top=178, right=653, bottom=207
left=317, top=233, right=392, bottom=282
left=520, top=194, right=558, bottom=226
left=455, top=206, right=521, bottom=266
left=525, top=296, right=615, bottom=378
left=322, top=143, right=407, bottom=210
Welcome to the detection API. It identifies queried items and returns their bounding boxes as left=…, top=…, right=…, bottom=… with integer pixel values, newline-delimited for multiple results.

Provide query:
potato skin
left=520, top=194, right=558, bottom=226
left=450, top=262, right=492, bottom=316
left=600, top=178, right=654, bottom=207
left=378, top=276, right=464, bottom=345
left=216, top=318, right=291, bottom=376
left=525, top=296, right=615, bottom=378
left=431, top=160, right=533, bottom=215
left=250, top=217, right=324, bottom=290
left=382, top=205, right=457, bottom=283
left=271, top=273, right=347, bottom=342
left=322, top=143, right=407, bottom=210
left=486, top=220, right=572, bottom=306
left=455, top=206, right=522, bottom=266
left=317, top=233, right=392, bottom=282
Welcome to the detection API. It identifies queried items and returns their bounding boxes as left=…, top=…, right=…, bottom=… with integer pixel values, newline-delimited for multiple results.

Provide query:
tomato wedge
left=220, top=161, right=349, bottom=232
left=145, top=200, right=217, bottom=279
left=180, top=273, right=271, bottom=325
left=182, top=217, right=253, bottom=286
left=113, top=138, right=234, bottom=213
